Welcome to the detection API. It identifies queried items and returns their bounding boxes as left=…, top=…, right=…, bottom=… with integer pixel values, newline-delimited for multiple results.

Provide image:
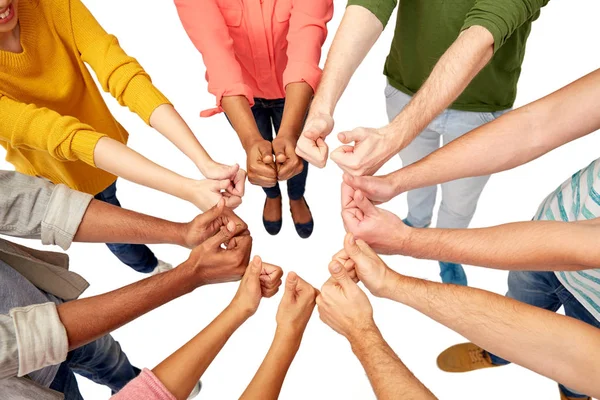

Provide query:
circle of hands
left=185, top=103, right=413, bottom=338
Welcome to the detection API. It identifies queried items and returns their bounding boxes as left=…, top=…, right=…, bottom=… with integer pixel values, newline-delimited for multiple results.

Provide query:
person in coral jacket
left=0, top=0, right=246, bottom=275
left=175, top=0, right=333, bottom=239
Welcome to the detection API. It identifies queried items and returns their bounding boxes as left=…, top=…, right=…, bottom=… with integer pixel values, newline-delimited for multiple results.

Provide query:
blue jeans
left=251, top=98, right=309, bottom=200
left=94, top=181, right=158, bottom=273
left=488, top=270, right=599, bottom=398
left=49, top=334, right=140, bottom=399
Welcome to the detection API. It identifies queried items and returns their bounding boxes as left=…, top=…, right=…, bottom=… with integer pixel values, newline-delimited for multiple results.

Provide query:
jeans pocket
left=384, top=82, right=400, bottom=99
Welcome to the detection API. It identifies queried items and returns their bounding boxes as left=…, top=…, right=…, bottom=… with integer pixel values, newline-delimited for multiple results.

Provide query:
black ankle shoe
left=292, top=197, right=314, bottom=239
left=263, top=197, right=282, bottom=235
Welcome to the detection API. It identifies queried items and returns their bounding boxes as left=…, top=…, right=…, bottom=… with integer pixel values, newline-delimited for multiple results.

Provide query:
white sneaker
left=188, top=381, right=202, bottom=399
left=151, top=260, right=173, bottom=275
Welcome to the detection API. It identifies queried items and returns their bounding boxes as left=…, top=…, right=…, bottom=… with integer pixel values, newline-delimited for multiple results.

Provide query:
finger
left=211, top=179, right=234, bottom=192
left=332, top=248, right=350, bottom=265
left=224, top=195, right=242, bottom=209
left=204, top=223, right=237, bottom=249
left=228, top=169, right=247, bottom=197
left=246, top=255, right=262, bottom=279
left=200, top=197, right=226, bottom=224
left=354, top=190, right=378, bottom=217
left=227, top=163, right=240, bottom=180
left=222, top=208, right=249, bottom=233
left=262, top=281, right=282, bottom=298
left=345, top=259, right=359, bottom=283
left=328, top=260, right=354, bottom=289
left=341, top=182, right=357, bottom=209
left=303, top=126, right=323, bottom=141
left=338, top=128, right=367, bottom=145
left=330, top=146, right=358, bottom=172
left=285, top=271, right=299, bottom=297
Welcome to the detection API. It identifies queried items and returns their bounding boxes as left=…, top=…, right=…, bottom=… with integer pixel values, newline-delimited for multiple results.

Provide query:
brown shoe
left=559, top=386, right=591, bottom=400
left=437, top=343, right=499, bottom=373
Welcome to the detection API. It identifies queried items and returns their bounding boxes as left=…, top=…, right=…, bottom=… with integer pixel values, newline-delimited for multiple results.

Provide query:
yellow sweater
left=0, top=0, right=170, bottom=195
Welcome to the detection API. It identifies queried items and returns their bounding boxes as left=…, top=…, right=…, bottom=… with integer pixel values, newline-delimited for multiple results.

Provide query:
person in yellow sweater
left=0, top=0, right=246, bottom=274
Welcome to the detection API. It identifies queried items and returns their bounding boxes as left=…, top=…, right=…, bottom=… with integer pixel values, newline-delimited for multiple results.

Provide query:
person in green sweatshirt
left=295, top=0, right=549, bottom=287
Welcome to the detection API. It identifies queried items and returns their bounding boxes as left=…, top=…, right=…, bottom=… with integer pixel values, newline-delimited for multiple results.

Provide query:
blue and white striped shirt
left=535, top=158, right=600, bottom=322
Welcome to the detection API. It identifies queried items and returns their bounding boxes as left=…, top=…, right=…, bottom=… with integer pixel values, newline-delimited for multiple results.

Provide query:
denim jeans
left=49, top=334, right=140, bottom=399
left=250, top=98, right=309, bottom=200
left=385, top=83, right=509, bottom=229
left=488, top=270, right=599, bottom=398
left=94, top=181, right=158, bottom=273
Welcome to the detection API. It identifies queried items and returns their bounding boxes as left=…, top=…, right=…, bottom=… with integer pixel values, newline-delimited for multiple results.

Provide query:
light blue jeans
left=385, top=83, right=509, bottom=229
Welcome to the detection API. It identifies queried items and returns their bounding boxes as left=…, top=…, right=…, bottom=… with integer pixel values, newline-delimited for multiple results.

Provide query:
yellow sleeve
left=68, top=0, right=171, bottom=124
left=0, top=95, right=106, bottom=166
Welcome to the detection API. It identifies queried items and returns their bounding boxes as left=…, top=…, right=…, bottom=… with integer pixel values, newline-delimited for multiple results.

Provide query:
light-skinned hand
left=330, top=126, right=397, bottom=176
left=316, top=260, right=375, bottom=340
left=341, top=185, right=409, bottom=255
left=276, top=272, right=318, bottom=335
left=342, top=172, right=399, bottom=205
left=272, top=134, right=305, bottom=181
left=202, top=162, right=247, bottom=197
left=332, top=233, right=397, bottom=298
left=247, top=139, right=278, bottom=188
left=295, top=112, right=334, bottom=168
left=187, top=179, right=242, bottom=211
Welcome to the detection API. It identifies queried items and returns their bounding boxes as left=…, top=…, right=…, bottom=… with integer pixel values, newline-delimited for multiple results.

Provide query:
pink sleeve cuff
left=283, top=61, right=323, bottom=93
left=201, top=83, right=255, bottom=117
left=111, top=369, right=176, bottom=400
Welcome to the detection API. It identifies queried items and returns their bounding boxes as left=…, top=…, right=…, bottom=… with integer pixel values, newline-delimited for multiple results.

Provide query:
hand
left=272, top=134, right=304, bottom=181
left=341, top=184, right=409, bottom=255
left=260, top=262, right=284, bottom=298
left=247, top=139, right=278, bottom=188
left=317, top=260, right=375, bottom=340
left=201, top=162, right=247, bottom=197
left=184, top=222, right=252, bottom=287
left=330, top=126, right=398, bottom=176
left=332, top=233, right=397, bottom=298
left=186, top=179, right=242, bottom=211
left=342, top=172, right=399, bottom=205
left=231, top=256, right=282, bottom=317
left=295, top=112, right=334, bottom=168
left=276, top=272, right=318, bottom=335
left=182, top=199, right=249, bottom=249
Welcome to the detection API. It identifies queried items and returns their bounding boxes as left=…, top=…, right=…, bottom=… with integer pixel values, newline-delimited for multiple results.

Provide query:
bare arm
left=385, top=273, right=600, bottom=399
left=93, top=137, right=240, bottom=211
left=348, top=69, right=600, bottom=203
left=343, top=235, right=600, bottom=399
left=350, top=326, right=437, bottom=400
left=400, top=219, right=600, bottom=272
left=221, top=96, right=277, bottom=188
left=57, top=225, right=252, bottom=351
left=331, top=26, right=494, bottom=176
left=295, top=5, right=383, bottom=167
left=272, top=82, right=314, bottom=181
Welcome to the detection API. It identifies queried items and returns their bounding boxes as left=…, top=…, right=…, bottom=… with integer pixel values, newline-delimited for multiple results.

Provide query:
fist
left=272, top=134, right=304, bottom=181
left=276, top=272, right=318, bottom=335
left=247, top=139, right=278, bottom=188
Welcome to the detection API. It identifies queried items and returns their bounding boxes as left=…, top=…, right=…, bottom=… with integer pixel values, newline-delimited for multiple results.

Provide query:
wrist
left=172, top=222, right=190, bottom=248
left=379, top=124, right=403, bottom=156
left=228, top=300, right=257, bottom=321
left=347, top=322, right=381, bottom=350
left=309, top=97, right=334, bottom=119
left=241, top=135, right=266, bottom=153
left=275, top=324, right=305, bottom=343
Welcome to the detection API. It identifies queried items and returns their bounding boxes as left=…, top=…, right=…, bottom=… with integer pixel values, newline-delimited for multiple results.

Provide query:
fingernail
left=227, top=221, right=235, bottom=232
left=331, top=262, right=342, bottom=273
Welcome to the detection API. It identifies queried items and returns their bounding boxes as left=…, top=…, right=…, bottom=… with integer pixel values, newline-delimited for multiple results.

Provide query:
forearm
left=73, top=200, right=186, bottom=246
left=221, top=96, right=263, bottom=151
left=399, top=220, right=600, bottom=271
left=152, top=305, right=248, bottom=400
left=388, top=274, right=600, bottom=398
left=93, top=137, right=195, bottom=204
left=350, top=326, right=436, bottom=400
left=149, top=104, right=213, bottom=172
left=390, top=68, right=600, bottom=194
left=384, top=26, right=493, bottom=150
left=280, top=82, right=314, bottom=138
left=310, top=5, right=383, bottom=117
left=57, top=263, right=198, bottom=351
left=239, top=328, right=302, bottom=400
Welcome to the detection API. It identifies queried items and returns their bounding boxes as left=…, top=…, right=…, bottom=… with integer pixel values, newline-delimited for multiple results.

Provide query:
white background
left=2, top=0, right=600, bottom=399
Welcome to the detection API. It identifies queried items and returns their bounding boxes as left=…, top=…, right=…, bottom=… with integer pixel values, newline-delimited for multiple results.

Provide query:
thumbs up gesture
left=275, top=272, right=319, bottom=335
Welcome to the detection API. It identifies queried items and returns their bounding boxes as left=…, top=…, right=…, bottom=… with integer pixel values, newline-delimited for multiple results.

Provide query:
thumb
left=200, top=198, right=226, bottom=222
left=249, top=255, right=262, bottom=276
left=285, top=272, right=299, bottom=297
left=354, top=190, right=377, bottom=216
left=206, top=222, right=236, bottom=248
left=343, top=232, right=362, bottom=258
left=329, top=260, right=353, bottom=288
left=338, top=129, right=365, bottom=145
left=212, top=179, right=233, bottom=192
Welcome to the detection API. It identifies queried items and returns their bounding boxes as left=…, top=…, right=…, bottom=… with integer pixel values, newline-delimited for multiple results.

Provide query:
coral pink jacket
left=175, top=0, right=333, bottom=117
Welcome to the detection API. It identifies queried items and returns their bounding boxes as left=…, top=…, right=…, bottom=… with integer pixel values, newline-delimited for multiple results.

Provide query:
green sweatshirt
left=348, top=0, right=549, bottom=112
